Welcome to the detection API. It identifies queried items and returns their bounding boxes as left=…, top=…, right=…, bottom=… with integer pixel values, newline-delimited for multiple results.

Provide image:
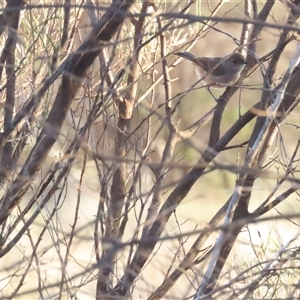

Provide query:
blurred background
left=1, top=1, right=300, bottom=299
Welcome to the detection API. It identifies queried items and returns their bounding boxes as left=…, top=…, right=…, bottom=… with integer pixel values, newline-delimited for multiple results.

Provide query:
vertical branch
left=50, top=0, right=71, bottom=73
left=110, top=0, right=149, bottom=237
left=0, top=0, right=24, bottom=182
left=141, top=14, right=176, bottom=237
left=96, top=1, right=148, bottom=297
left=240, top=0, right=252, bottom=57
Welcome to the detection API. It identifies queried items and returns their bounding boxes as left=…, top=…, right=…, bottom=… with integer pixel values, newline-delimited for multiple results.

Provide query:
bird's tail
left=175, top=51, right=196, bottom=62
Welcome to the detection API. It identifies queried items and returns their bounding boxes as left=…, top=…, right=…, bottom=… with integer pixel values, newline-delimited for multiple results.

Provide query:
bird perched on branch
left=175, top=51, right=247, bottom=100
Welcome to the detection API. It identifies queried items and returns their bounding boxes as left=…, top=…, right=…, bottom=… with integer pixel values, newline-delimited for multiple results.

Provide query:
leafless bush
left=1, top=0, right=300, bottom=299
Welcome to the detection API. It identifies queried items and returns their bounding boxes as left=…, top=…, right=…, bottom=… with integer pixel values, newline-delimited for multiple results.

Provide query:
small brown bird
left=175, top=51, right=247, bottom=100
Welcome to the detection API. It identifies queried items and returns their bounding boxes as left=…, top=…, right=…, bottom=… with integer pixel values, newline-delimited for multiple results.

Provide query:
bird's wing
left=196, top=57, right=226, bottom=77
